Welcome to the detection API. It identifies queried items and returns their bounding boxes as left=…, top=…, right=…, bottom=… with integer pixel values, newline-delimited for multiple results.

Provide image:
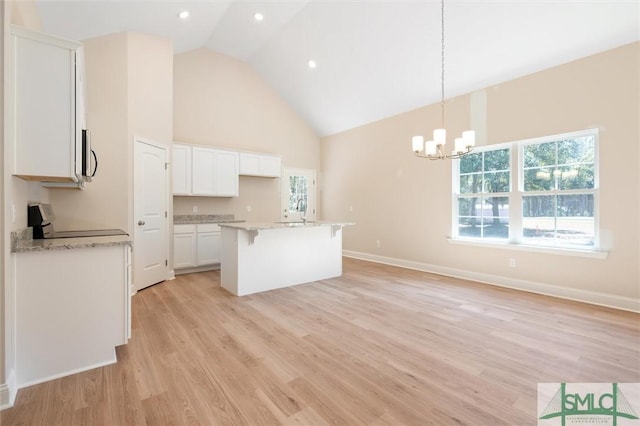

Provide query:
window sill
left=447, top=238, right=608, bottom=259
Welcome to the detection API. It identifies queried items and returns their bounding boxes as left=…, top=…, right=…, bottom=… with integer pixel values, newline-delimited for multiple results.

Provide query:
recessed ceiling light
left=254, top=12, right=264, bottom=22
left=307, top=60, right=317, bottom=69
left=178, top=10, right=190, bottom=19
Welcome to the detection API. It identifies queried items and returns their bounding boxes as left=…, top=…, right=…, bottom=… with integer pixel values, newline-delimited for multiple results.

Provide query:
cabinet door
left=239, top=152, right=280, bottom=177
left=239, top=153, right=261, bottom=175
left=197, top=231, right=221, bottom=265
left=213, top=150, right=239, bottom=196
left=13, top=27, right=81, bottom=181
left=173, top=231, right=197, bottom=268
left=182, top=145, right=239, bottom=197
left=173, top=144, right=192, bottom=195
left=260, top=156, right=282, bottom=177
left=191, top=147, right=216, bottom=195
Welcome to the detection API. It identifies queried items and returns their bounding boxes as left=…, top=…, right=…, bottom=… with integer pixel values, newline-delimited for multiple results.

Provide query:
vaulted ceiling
left=35, top=0, right=639, bottom=137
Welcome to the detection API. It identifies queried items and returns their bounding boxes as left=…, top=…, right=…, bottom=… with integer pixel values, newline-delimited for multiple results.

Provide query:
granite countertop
left=12, top=233, right=131, bottom=253
left=219, top=221, right=355, bottom=231
left=173, top=214, right=245, bottom=225
left=11, top=228, right=132, bottom=253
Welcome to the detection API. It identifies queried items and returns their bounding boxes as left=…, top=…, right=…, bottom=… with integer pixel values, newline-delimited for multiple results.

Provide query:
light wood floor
left=3, top=257, right=639, bottom=425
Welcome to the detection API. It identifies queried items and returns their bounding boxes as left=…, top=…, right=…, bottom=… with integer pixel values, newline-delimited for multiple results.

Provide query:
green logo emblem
left=539, top=383, right=639, bottom=426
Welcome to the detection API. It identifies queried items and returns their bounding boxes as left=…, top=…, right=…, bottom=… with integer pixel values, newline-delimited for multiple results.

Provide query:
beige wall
left=128, top=33, right=173, bottom=145
left=50, top=32, right=173, bottom=233
left=321, top=42, right=640, bottom=303
left=173, top=48, right=319, bottom=221
left=49, top=33, right=129, bottom=231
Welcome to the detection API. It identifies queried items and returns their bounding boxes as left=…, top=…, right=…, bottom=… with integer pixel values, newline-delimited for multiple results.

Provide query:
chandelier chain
left=440, top=0, right=445, bottom=129
left=411, top=0, right=475, bottom=160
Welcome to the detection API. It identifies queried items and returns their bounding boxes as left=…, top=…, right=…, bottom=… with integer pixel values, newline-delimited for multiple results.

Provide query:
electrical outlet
left=509, top=258, right=517, bottom=268
left=349, top=205, right=354, bottom=212
left=376, top=239, right=381, bottom=248
left=192, top=205, right=198, bottom=213
left=246, top=205, right=252, bottom=212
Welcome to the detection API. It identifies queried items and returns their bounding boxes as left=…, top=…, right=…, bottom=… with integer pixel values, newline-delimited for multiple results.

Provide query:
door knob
left=138, top=220, right=145, bottom=226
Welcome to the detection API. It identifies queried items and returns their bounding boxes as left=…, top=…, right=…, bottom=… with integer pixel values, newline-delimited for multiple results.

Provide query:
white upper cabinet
left=11, top=26, right=85, bottom=183
left=172, top=144, right=192, bottom=195
left=239, top=152, right=281, bottom=178
left=173, top=143, right=239, bottom=197
left=191, top=146, right=216, bottom=195
left=212, top=150, right=239, bottom=196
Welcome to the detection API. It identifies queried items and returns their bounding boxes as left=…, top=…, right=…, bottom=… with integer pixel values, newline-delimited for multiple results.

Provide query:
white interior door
left=281, top=168, right=316, bottom=222
left=134, top=138, right=168, bottom=291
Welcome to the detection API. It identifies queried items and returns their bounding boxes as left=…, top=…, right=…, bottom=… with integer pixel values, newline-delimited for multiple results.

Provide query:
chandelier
left=412, top=0, right=475, bottom=160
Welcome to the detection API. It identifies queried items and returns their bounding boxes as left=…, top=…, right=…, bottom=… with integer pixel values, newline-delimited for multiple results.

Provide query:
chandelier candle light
left=412, top=0, right=475, bottom=160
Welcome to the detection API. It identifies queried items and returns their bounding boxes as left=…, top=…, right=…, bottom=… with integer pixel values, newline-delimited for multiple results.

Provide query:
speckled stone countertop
left=11, top=228, right=132, bottom=253
left=173, top=214, right=244, bottom=224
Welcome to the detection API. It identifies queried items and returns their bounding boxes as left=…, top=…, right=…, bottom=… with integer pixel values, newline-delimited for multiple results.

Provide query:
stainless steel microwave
left=40, top=129, right=97, bottom=189
left=81, top=129, right=97, bottom=182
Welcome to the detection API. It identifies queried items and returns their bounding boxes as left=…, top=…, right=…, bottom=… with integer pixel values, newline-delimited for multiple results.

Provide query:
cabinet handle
left=138, top=220, right=145, bottom=226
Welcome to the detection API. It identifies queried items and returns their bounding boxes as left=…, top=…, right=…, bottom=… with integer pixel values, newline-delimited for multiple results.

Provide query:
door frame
left=132, top=136, right=171, bottom=294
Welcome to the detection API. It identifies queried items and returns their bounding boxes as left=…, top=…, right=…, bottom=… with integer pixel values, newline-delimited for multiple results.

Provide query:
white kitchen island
left=219, top=221, right=353, bottom=296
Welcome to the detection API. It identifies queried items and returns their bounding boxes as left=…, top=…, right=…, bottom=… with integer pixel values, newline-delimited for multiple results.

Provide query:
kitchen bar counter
left=219, top=220, right=355, bottom=231
left=173, top=214, right=243, bottom=225
left=219, top=221, right=354, bottom=245
left=11, top=231, right=131, bottom=253
left=220, top=221, right=354, bottom=296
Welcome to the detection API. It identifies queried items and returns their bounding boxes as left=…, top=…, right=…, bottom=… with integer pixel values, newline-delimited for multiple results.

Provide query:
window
left=453, top=129, right=599, bottom=251
left=521, top=134, right=596, bottom=247
left=457, top=148, right=511, bottom=240
left=288, top=175, right=308, bottom=213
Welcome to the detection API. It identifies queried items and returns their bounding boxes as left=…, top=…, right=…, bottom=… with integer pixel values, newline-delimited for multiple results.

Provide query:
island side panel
left=221, top=226, right=343, bottom=296
left=221, top=226, right=240, bottom=295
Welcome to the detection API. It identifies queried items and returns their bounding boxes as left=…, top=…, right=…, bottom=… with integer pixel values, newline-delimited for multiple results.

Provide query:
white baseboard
left=17, top=351, right=117, bottom=390
left=343, top=250, right=640, bottom=313
left=0, top=369, right=17, bottom=410
left=174, top=264, right=220, bottom=276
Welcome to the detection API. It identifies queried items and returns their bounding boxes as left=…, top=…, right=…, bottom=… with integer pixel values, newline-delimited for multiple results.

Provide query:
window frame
left=452, top=128, right=601, bottom=254
left=452, top=142, right=513, bottom=242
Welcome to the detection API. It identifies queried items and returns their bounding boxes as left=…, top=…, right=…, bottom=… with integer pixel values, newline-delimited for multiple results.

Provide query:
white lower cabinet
left=15, top=244, right=130, bottom=388
left=196, top=224, right=221, bottom=265
left=173, top=224, right=197, bottom=268
left=174, top=223, right=221, bottom=273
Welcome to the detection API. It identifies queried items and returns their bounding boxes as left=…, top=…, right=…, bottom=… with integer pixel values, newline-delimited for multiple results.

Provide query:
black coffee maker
left=27, top=203, right=54, bottom=239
